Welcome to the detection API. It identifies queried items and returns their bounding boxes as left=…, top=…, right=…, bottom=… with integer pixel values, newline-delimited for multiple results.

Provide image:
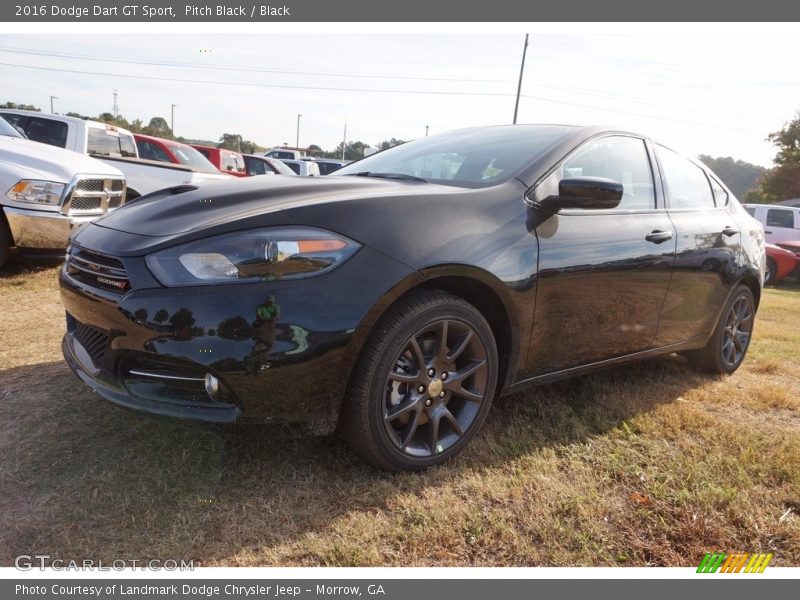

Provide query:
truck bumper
left=2, top=206, right=96, bottom=250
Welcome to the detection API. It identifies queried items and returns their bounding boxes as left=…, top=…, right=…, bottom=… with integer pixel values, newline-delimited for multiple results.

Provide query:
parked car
left=765, top=243, right=798, bottom=284
left=264, top=148, right=304, bottom=160
left=60, top=125, right=764, bottom=471
left=134, top=134, right=221, bottom=174
left=280, top=159, right=320, bottom=177
left=191, top=145, right=248, bottom=177
left=0, top=116, right=125, bottom=269
left=743, top=203, right=800, bottom=243
left=314, top=159, right=350, bottom=176
left=243, top=154, right=297, bottom=176
left=0, top=109, right=230, bottom=201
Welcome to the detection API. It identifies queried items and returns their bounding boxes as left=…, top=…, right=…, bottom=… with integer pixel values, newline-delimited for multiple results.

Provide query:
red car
left=765, top=243, right=798, bottom=284
left=190, top=144, right=248, bottom=177
left=133, top=134, right=221, bottom=174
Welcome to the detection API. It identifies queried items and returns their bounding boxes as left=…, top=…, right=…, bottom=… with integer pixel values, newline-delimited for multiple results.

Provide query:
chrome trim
left=3, top=206, right=95, bottom=249
left=68, top=253, right=127, bottom=278
left=127, top=370, right=206, bottom=382
left=59, top=173, right=127, bottom=216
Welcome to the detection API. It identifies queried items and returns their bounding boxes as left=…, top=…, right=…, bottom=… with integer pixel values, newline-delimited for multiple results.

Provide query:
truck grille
left=65, top=248, right=130, bottom=295
left=63, top=177, right=126, bottom=215
left=73, top=320, right=109, bottom=368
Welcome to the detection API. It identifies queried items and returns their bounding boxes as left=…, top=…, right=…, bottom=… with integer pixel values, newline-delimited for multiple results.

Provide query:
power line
left=0, top=60, right=768, bottom=135
left=0, top=46, right=514, bottom=84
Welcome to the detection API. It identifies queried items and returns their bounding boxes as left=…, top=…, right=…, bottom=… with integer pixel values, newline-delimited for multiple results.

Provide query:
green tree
left=375, top=138, right=406, bottom=151
left=95, top=112, right=131, bottom=129
left=306, top=144, right=324, bottom=157
left=757, top=113, right=800, bottom=202
left=65, top=111, right=90, bottom=120
left=325, top=140, right=371, bottom=161
left=142, top=116, right=172, bottom=138
left=698, top=155, right=766, bottom=199
left=0, top=101, right=40, bottom=111
left=218, top=133, right=260, bottom=154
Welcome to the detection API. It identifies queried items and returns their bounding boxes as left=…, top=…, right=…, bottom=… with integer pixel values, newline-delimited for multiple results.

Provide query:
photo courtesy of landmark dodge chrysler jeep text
left=59, top=125, right=765, bottom=471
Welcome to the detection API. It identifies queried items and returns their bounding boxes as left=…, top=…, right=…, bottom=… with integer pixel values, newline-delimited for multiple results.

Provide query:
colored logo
left=697, top=552, right=773, bottom=573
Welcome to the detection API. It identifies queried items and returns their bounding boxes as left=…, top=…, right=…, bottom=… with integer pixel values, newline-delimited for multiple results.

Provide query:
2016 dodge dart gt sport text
left=60, top=125, right=765, bottom=470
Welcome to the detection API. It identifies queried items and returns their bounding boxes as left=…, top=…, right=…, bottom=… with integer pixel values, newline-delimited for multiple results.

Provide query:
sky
left=0, top=30, right=797, bottom=166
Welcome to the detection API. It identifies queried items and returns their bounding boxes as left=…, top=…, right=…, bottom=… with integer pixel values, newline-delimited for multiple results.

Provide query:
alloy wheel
left=721, top=294, right=754, bottom=368
left=382, top=319, right=489, bottom=457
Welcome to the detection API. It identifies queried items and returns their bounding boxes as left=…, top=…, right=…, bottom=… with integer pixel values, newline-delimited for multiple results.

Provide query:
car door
left=763, top=207, right=797, bottom=243
left=650, top=145, right=742, bottom=347
left=527, top=134, right=677, bottom=374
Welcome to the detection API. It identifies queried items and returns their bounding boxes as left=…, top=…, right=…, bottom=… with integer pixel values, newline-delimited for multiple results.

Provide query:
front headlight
left=6, top=180, right=66, bottom=206
left=146, top=227, right=361, bottom=286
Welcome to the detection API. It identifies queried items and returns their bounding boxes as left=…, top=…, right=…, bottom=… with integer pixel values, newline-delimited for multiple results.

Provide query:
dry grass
left=1, top=255, right=798, bottom=567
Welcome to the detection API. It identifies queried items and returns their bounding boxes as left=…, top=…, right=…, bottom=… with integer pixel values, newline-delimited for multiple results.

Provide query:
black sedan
left=59, top=125, right=765, bottom=470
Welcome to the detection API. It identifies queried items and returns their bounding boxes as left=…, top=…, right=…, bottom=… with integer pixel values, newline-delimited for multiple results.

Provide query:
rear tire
left=0, top=215, right=10, bottom=270
left=685, top=284, right=755, bottom=374
left=342, top=290, right=498, bottom=471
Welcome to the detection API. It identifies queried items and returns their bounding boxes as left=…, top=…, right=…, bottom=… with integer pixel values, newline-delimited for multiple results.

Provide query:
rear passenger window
left=656, top=146, right=715, bottom=209
left=559, top=136, right=655, bottom=210
left=766, top=209, right=795, bottom=228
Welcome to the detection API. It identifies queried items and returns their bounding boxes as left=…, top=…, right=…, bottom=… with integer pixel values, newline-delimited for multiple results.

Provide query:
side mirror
left=539, top=176, right=623, bottom=211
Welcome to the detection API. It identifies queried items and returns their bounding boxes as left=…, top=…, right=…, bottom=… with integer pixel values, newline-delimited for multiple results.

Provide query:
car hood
left=91, top=175, right=460, bottom=237
left=0, top=135, right=123, bottom=181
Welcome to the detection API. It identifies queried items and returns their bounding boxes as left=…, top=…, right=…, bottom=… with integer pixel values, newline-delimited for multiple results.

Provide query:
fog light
left=204, top=373, right=219, bottom=398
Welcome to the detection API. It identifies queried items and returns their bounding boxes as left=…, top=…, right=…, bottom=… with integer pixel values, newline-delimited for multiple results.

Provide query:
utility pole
left=513, top=34, right=529, bottom=124
left=296, top=113, right=302, bottom=150
left=171, top=104, right=176, bottom=139
left=50, top=96, right=57, bottom=113
left=113, top=89, right=119, bottom=119
left=341, top=121, right=347, bottom=160
left=425, top=125, right=429, bottom=137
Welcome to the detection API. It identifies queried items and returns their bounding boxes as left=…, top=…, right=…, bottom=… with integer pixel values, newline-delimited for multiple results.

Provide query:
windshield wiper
left=346, top=171, right=428, bottom=183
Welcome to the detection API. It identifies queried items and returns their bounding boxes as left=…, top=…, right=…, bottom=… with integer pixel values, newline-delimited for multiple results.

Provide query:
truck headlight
left=145, top=227, right=361, bottom=286
left=6, top=180, right=66, bottom=206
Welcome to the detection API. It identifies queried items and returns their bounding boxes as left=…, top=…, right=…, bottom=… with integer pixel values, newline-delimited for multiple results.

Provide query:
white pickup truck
left=0, top=116, right=126, bottom=269
left=0, top=109, right=230, bottom=201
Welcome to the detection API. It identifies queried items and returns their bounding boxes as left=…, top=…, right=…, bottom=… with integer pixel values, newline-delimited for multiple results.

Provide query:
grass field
left=1, top=256, right=798, bottom=567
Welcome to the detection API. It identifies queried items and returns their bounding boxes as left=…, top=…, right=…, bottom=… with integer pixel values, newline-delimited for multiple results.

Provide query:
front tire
left=685, top=284, right=755, bottom=374
left=765, top=258, right=777, bottom=285
left=342, top=290, right=498, bottom=471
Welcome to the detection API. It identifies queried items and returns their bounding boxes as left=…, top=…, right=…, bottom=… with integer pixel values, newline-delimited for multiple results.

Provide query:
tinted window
left=268, top=150, right=294, bottom=159
left=656, top=146, right=715, bottom=209
left=0, top=113, right=27, bottom=133
left=246, top=157, right=267, bottom=175
left=317, top=162, right=343, bottom=176
left=171, top=145, right=217, bottom=171
left=766, top=209, right=795, bottom=228
left=282, top=160, right=301, bottom=175
left=0, top=115, right=24, bottom=138
left=137, top=141, right=172, bottom=163
left=336, top=125, right=572, bottom=187
left=25, top=117, right=68, bottom=148
left=88, top=128, right=136, bottom=157
left=556, top=136, right=655, bottom=210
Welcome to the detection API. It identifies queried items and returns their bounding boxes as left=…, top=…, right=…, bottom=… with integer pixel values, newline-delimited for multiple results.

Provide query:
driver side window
left=539, top=136, right=656, bottom=210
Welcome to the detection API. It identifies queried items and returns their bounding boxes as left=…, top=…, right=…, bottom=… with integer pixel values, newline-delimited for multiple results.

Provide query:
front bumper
left=3, top=206, right=97, bottom=250
left=59, top=244, right=416, bottom=428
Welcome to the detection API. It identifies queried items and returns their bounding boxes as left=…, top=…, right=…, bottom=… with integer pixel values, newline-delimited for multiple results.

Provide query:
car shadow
left=0, top=354, right=715, bottom=565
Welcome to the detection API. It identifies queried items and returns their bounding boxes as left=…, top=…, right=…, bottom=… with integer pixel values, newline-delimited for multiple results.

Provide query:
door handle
left=645, top=230, right=673, bottom=244
left=722, top=226, right=739, bottom=237
left=764, top=230, right=772, bottom=234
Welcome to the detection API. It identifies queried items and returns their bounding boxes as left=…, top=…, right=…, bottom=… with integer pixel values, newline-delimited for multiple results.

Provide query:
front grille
left=74, top=321, right=109, bottom=368
left=64, top=177, right=126, bottom=215
left=65, top=248, right=130, bottom=295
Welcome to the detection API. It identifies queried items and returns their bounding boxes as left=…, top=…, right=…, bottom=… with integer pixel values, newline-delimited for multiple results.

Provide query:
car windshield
left=171, top=144, right=218, bottom=171
left=0, top=116, right=23, bottom=138
left=335, top=125, right=573, bottom=187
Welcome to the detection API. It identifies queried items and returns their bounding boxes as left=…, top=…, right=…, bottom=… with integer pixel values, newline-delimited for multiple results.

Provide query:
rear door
left=528, top=134, right=677, bottom=374
left=651, top=145, right=742, bottom=346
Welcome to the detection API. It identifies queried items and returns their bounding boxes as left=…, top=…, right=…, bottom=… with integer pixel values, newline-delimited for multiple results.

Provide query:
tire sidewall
left=365, top=302, right=498, bottom=471
left=710, top=284, right=755, bottom=374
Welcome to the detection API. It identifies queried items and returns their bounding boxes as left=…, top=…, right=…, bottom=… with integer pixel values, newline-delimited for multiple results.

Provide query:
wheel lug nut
left=417, top=385, right=425, bottom=393
left=425, top=399, right=432, bottom=407
left=440, top=391, right=446, bottom=398
left=441, top=372, right=447, bottom=380
left=427, top=368, right=435, bottom=377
